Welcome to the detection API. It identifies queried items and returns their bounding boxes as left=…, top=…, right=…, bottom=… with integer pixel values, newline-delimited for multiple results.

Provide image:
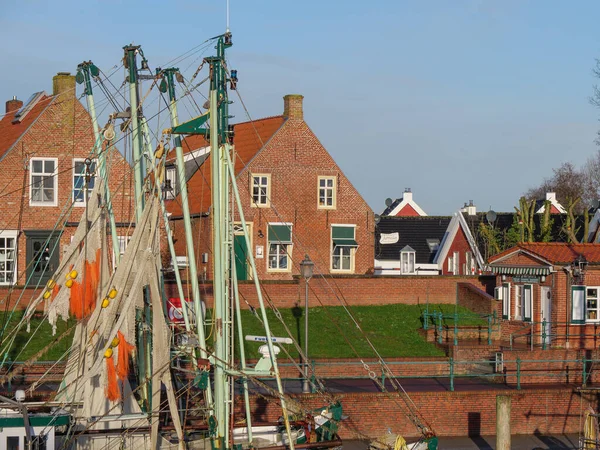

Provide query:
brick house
left=0, top=72, right=134, bottom=300
left=488, top=243, right=600, bottom=349
left=167, top=94, right=374, bottom=280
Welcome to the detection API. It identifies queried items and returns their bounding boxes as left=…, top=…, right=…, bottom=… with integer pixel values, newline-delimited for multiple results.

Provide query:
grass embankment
left=239, top=303, right=484, bottom=359
left=0, top=311, right=76, bottom=362
left=0, top=304, right=484, bottom=362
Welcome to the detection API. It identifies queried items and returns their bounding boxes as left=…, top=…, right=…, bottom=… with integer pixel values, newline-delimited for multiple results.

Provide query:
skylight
left=12, top=91, right=46, bottom=124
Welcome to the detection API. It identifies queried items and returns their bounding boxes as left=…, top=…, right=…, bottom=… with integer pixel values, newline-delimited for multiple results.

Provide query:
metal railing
left=422, top=307, right=498, bottom=345
left=274, top=357, right=600, bottom=392
left=509, top=320, right=600, bottom=350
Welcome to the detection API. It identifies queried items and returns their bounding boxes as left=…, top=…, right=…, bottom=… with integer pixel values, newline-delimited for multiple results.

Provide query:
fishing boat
left=0, top=27, right=347, bottom=450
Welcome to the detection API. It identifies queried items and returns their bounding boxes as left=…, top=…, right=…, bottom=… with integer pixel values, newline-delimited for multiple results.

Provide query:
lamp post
left=299, top=254, right=314, bottom=393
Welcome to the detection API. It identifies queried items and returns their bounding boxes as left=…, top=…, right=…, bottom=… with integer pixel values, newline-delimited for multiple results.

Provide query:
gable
left=395, top=203, right=420, bottom=217
left=491, top=251, right=551, bottom=267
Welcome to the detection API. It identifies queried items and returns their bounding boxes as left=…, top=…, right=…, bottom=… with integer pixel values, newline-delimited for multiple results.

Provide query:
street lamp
left=299, top=254, right=314, bottom=393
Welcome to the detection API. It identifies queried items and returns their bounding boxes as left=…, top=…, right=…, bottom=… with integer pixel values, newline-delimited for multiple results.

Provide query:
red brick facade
left=169, top=95, right=374, bottom=281
left=0, top=73, right=134, bottom=300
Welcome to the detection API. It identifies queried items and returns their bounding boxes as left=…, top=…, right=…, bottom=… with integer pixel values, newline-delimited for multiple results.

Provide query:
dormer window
left=400, top=245, right=415, bottom=274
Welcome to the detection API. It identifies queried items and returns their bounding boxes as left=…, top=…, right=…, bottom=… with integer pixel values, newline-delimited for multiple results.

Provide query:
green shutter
left=332, top=225, right=357, bottom=247
left=268, top=224, right=292, bottom=243
left=572, top=285, right=586, bottom=324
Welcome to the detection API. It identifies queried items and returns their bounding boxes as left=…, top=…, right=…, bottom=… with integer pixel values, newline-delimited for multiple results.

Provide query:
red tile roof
left=489, top=243, right=600, bottom=265
left=167, top=116, right=285, bottom=216
left=0, top=95, right=53, bottom=160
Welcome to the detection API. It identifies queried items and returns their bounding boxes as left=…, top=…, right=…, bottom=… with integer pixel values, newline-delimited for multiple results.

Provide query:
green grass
left=0, top=304, right=484, bottom=363
left=0, top=311, right=76, bottom=362
left=237, top=303, right=483, bottom=359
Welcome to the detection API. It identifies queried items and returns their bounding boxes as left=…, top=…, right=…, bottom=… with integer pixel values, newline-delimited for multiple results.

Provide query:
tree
left=524, top=162, right=587, bottom=213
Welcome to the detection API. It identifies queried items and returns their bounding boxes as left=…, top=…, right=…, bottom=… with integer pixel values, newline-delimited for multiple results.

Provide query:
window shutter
left=523, top=285, right=532, bottom=322
left=572, top=285, right=586, bottom=324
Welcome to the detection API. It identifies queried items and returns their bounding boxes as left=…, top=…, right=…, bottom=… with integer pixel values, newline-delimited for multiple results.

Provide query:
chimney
left=467, top=200, right=476, bottom=216
left=283, top=94, right=304, bottom=120
left=6, top=96, right=23, bottom=114
left=546, top=192, right=556, bottom=201
left=52, top=72, right=76, bottom=98
left=403, top=188, right=413, bottom=202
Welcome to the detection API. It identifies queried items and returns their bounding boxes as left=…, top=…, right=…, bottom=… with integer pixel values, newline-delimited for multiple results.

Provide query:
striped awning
left=488, top=265, right=551, bottom=276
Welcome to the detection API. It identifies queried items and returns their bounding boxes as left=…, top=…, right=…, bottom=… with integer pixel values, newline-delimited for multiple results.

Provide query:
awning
left=268, top=224, right=292, bottom=244
left=332, top=225, right=357, bottom=247
left=488, top=265, right=551, bottom=276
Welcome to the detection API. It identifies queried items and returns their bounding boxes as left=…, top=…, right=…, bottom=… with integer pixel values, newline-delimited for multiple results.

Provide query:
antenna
left=226, top=0, right=230, bottom=32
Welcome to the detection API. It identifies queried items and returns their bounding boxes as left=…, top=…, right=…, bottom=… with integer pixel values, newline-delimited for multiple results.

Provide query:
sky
left=2, top=0, right=600, bottom=215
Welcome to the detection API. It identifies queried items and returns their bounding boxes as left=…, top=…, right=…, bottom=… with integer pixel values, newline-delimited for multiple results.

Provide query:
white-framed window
left=465, top=251, right=475, bottom=275
left=111, top=235, right=130, bottom=268
left=452, top=251, right=459, bottom=275
left=164, top=166, right=177, bottom=200
left=30, top=157, right=58, bottom=206
left=331, top=224, right=357, bottom=273
left=318, top=176, right=336, bottom=209
left=267, top=223, right=292, bottom=271
left=514, top=285, right=532, bottom=322
left=73, top=158, right=97, bottom=206
left=587, top=287, right=600, bottom=322
left=502, top=282, right=511, bottom=319
left=0, top=231, right=17, bottom=285
left=400, top=245, right=415, bottom=274
left=251, top=174, right=270, bottom=207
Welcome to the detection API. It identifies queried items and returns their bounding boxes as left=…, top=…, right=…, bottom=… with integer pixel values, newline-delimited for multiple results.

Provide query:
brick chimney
left=52, top=72, right=76, bottom=98
left=5, top=96, right=23, bottom=114
left=283, top=94, right=304, bottom=120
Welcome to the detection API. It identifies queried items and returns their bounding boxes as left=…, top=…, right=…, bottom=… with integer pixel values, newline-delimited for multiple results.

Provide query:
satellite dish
left=385, top=198, right=393, bottom=207
left=486, top=210, right=497, bottom=224
left=374, top=214, right=381, bottom=224
left=103, top=123, right=116, bottom=141
left=593, top=199, right=600, bottom=210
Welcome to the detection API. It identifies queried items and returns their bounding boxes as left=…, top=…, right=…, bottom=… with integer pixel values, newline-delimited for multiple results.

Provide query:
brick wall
left=165, top=275, right=496, bottom=309
left=236, top=388, right=599, bottom=439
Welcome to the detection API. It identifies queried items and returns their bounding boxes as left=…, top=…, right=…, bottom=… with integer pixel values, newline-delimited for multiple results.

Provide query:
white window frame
left=251, top=174, right=271, bottom=208
left=400, top=251, right=415, bottom=274
left=267, top=222, right=292, bottom=272
left=330, top=224, right=356, bottom=273
left=514, top=284, right=533, bottom=322
left=164, top=166, right=177, bottom=200
left=502, top=282, right=511, bottom=319
left=72, top=158, right=97, bottom=206
left=452, top=251, right=459, bottom=275
left=318, top=176, right=336, bottom=209
left=0, top=230, right=18, bottom=286
left=29, top=157, right=58, bottom=206
left=586, top=286, right=600, bottom=322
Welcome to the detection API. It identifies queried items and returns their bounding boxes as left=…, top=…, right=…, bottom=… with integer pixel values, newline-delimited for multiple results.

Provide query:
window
left=25, top=231, right=60, bottom=285
left=514, top=285, right=532, bottom=321
left=0, top=231, right=17, bottom=285
left=164, top=166, right=177, bottom=200
left=318, top=176, right=336, bottom=209
left=30, top=158, right=58, bottom=206
left=331, top=225, right=357, bottom=272
left=400, top=245, right=415, bottom=274
left=587, top=287, right=600, bottom=322
left=251, top=174, right=270, bottom=207
left=502, top=282, right=511, bottom=319
left=267, top=224, right=292, bottom=271
left=452, top=251, right=459, bottom=275
left=465, top=251, right=475, bottom=275
left=73, top=158, right=97, bottom=206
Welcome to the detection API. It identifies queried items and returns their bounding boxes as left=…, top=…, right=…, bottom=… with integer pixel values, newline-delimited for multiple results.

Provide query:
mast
left=76, top=61, right=121, bottom=266
left=123, top=45, right=145, bottom=221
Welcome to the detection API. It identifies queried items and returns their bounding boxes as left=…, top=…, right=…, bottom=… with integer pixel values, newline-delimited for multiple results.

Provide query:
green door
left=234, top=234, right=248, bottom=281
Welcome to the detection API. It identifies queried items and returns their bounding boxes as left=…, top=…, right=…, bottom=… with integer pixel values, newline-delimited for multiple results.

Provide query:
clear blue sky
left=2, top=0, right=600, bottom=215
